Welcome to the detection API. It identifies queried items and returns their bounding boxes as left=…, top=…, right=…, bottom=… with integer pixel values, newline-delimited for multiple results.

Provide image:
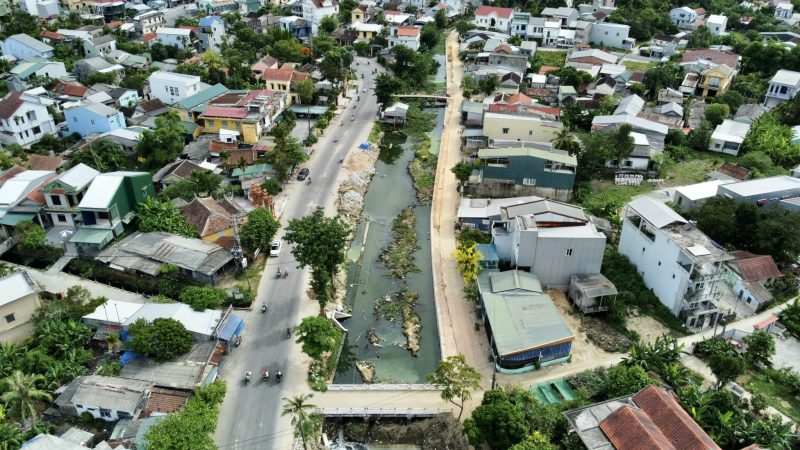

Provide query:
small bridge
left=315, top=407, right=452, bottom=418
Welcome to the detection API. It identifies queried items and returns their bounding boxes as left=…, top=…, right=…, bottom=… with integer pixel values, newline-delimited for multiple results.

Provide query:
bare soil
left=548, top=290, right=623, bottom=364
left=627, top=314, right=671, bottom=344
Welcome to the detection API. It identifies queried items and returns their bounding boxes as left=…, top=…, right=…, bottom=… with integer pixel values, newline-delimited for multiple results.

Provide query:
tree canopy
left=742, top=112, right=800, bottom=168
left=428, top=355, right=482, bottom=420
left=127, top=318, right=193, bottom=362
left=179, top=286, right=227, bottom=311
left=145, top=381, right=226, bottom=450
left=137, top=197, right=198, bottom=237
left=71, top=139, right=130, bottom=172
left=136, top=111, right=185, bottom=170
left=240, top=208, right=280, bottom=253
left=464, top=389, right=529, bottom=450
left=294, top=316, right=340, bottom=360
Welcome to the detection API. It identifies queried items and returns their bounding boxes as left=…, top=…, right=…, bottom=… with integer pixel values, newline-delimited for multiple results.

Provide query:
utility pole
left=229, top=202, right=251, bottom=291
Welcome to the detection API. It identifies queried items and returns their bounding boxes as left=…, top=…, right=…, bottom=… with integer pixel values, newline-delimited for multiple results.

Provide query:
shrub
left=179, top=286, right=226, bottom=311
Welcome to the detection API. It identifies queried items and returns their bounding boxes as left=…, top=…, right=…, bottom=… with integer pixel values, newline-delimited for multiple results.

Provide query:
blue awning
left=217, top=314, right=244, bottom=341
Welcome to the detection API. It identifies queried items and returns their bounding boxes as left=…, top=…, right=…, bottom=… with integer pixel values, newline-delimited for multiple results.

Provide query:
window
left=522, top=178, right=536, bottom=186
left=528, top=130, right=533, bottom=135
left=502, top=127, right=509, bottom=134
left=100, top=409, right=111, bottom=418
left=98, top=211, right=110, bottom=220
left=32, top=126, right=40, bottom=134
left=605, top=31, right=608, bottom=35
left=26, top=111, right=36, bottom=121
left=4, top=313, right=14, bottom=324
left=90, top=119, right=95, bottom=125
left=57, top=214, right=67, bottom=223
left=565, top=248, right=573, bottom=256
left=73, top=116, right=78, bottom=122
left=207, top=120, right=216, bottom=127
left=780, top=86, right=788, bottom=94
left=51, top=195, right=62, bottom=206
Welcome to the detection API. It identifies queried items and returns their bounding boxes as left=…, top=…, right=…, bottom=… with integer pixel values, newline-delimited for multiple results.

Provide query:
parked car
left=269, top=240, right=282, bottom=257
left=297, top=168, right=310, bottom=181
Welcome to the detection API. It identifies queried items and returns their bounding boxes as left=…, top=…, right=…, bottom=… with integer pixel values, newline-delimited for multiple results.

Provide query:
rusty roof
left=180, top=196, right=243, bottom=237
left=141, top=387, right=190, bottom=418
left=730, top=251, right=784, bottom=282
left=717, top=162, right=750, bottom=180
left=600, top=405, right=677, bottom=450
left=681, top=49, right=738, bottom=69
left=27, top=154, right=63, bottom=171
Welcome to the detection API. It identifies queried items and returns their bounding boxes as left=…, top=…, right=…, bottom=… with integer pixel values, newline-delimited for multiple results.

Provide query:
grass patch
left=380, top=207, right=420, bottom=278
left=621, top=60, right=656, bottom=72
left=309, top=328, right=345, bottom=392
left=537, top=50, right=567, bottom=67
left=746, top=368, right=800, bottom=421
left=369, top=122, right=383, bottom=143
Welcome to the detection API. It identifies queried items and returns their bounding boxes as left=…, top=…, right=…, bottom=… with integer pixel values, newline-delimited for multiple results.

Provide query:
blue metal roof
left=199, top=16, right=223, bottom=26
left=217, top=314, right=244, bottom=341
left=477, top=243, right=499, bottom=263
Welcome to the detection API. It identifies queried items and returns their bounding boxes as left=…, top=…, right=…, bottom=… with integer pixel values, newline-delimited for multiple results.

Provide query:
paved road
left=214, top=57, right=383, bottom=450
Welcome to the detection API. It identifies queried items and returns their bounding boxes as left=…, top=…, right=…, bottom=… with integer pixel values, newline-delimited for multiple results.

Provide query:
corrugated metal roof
left=628, top=196, right=687, bottom=229
left=478, top=147, right=577, bottom=166
left=176, top=83, right=229, bottom=110
left=56, top=163, right=99, bottom=191
left=0, top=272, right=35, bottom=308
left=78, top=174, right=124, bottom=209
left=489, top=270, right=542, bottom=293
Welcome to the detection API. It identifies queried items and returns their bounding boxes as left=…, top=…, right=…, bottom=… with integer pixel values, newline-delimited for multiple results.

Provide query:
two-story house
left=588, top=22, right=634, bottom=49
left=64, top=102, right=126, bottom=137
left=670, top=6, right=697, bottom=27
left=696, top=64, right=734, bottom=97
left=71, top=171, right=154, bottom=253
left=0, top=170, right=56, bottom=237
left=352, top=22, right=382, bottom=41
left=74, top=57, right=125, bottom=83
left=41, top=163, right=99, bottom=228
left=540, top=6, right=579, bottom=27
left=134, top=10, right=165, bottom=35
left=55, top=376, right=151, bottom=422
left=82, top=34, right=116, bottom=58
left=0, top=34, right=54, bottom=60
left=301, top=0, right=338, bottom=35
left=148, top=71, right=202, bottom=104
left=279, top=16, right=313, bottom=38
left=706, top=14, right=727, bottom=35
left=724, top=251, right=783, bottom=312
left=388, top=26, right=421, bottom=51
left=0, top=92, right=57, bottom=147
left=198, top=89, right=286, bottom=143
left=763, top=69, right=800, bottom=108
left=0, top=271, right=41, bottom=344
left=6, top=59, right=67, bottom=92
left=473, top=6, right=513, bottom=33
left=483, top=109, right=564, bottom=143
left=258, top=64, right=309, bottom=105
left=198, top=16, right=226, bottom=53
left=775, top=2, right=793, bottom=20
left=155, top=27, right=194, bottom=51
left=618, top=196, right=731, bottom=330
left=93, top=0, right=125, bottom=22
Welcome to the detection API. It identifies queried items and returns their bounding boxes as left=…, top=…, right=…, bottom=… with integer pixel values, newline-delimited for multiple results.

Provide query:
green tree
left=451, top=161, right=473, bottom=184
left=643, top=63, right=682, bottom=97
left=294, top=316, right=339, bottom=360
left=179, top=286, right=226, bottom=311
left=554, top=66, right=593, bottom=89
left=14, top=220, right=46, bottom=249
left=188, top=170, right=222, bottom=196
left=269, top=134, right=308, bottom=182
left=136, top=111, right=185, bottom=170
left=137, top=197, right=197, bottom=237
left=455, top=19, right=472, bottom=36
left=319, top=48, right=353, bottom=82
left=688, top=25, right=713, bottom=48
left=551, top=127, right=580, bottom=155
left=3, top=10, right=41, bottom=36
left=479, top=75, right=499, bottom=95
left=284, top=208, right=350, bottom=313
left=374, top=73, right=404, bottom=107
left=0, top=420, right=24, bottom=449
left=688, top=120, right=713, bottom=151
left=420, top=23, right=439, bottom=50
left=708, top=353, right=746, bottom=388
left=428, top=355, right=482, bottom=420
left=743, top=331, right=776, bottom=368
left=85, top=71, right=118, bottom=85
left=71, top=139, right=129, bottom=172
left=510, top=432, right=558, bottom=450
left=742, top=112, right=800, bottom=168
left=435, top=9, right=448, bottom=28
left=337, top=0, right=358, bottom=22
left=0, top=371, right=52, bottom=428
left=296, top=77, right=315, bottom=104
left=319, top=15, right=338, bottom=34
left=145, top=381, right=225, bottom=450
left=739, top=151, right=787, bottom=178
left=282, top=394, right=316, bottom=450
left=704, top=103, right=731, bottom=127
left=240, top=207, right=280, bottom=253
left=261, top=178, right=283, bottom=195
left=464, top=389, right=529, bottom=450
left=602, top=364, right=655, bottom=398
left=127, top=318, right=193, bottom=361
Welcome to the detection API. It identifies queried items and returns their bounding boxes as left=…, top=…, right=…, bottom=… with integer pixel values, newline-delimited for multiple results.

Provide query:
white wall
left=148, top=74, right=200, bottom=104
left=589, top=22, right=630, bottom=48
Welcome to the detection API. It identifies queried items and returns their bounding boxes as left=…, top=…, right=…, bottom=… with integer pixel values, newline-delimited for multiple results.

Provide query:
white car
left=269, top=241, right=282, bottom=257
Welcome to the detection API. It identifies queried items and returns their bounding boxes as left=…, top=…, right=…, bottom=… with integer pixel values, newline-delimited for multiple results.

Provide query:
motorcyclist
left=286, top=327, right=291, bottom=338
left=261, top=302, right=267, bottom=313
left=245, top=371, right=251, bottom=382
left=276, top=371, right=283, bottom=382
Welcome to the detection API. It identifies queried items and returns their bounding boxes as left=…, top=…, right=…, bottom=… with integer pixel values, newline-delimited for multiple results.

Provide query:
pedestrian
left=283, top=269, right=288, bottom=279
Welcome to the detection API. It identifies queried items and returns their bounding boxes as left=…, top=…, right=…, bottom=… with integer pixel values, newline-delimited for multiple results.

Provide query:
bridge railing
left=315, top=407, right=452, bottom=417
left=326, top=384, right=441, bottom=391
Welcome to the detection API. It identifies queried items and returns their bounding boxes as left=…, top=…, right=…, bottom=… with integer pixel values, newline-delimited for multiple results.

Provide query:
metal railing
left=326, top=383, right=441, bottom=391
left=315, top=407, right=452, bottom=418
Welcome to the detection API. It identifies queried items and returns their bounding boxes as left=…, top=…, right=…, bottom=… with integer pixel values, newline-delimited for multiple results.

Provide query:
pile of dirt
left=579, top=317, right=633, bottom=353
left=337, top=146, right=378, bottom=225
left=334, top=415, right=468, bottom=450
left=356, top=361, right=375, bottom=383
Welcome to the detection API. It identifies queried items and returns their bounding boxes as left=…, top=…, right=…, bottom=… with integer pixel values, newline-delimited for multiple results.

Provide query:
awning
left=217, top=314, right=244, bottom=341
left=70, top=228, right=114, bottom=245
left=288, top=105, right=329, bottom=115
left=0, top=213, right=36, bottom=226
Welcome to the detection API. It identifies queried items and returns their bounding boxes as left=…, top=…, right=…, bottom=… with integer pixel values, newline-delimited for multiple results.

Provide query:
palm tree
left=282, top=394, right=316, bottom=450
left=550, top=128, right=579, bottom=155
left=0, top=371, right=52, bottom=428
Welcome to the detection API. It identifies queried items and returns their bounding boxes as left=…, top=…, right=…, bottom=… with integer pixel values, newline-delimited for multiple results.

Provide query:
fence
left=327, top=383, right=441, bottom=391
left=315, top=407, right=452, bottom=418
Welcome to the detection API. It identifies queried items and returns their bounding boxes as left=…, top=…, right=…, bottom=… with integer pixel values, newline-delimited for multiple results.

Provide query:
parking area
left=772, top=335, right=800, bottom=373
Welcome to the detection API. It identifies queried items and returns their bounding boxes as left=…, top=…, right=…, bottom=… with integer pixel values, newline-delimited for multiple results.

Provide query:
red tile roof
left=180, top=197, right=242, bottom=237
left=105, top=20, right=123, bottom=30
left=142, top=32, right=157, bottom=43
left=694, top=7, right=707, bottom=15
left=51, top=80, right=88, bottom=98
left=681, top=49, right=738, bottom=70
left=26, top=154, right=63, bottom=171
left=539, top=65, right=560, bottom=75
left=0, top=92, right=24, bottom=120
left=40, top=30, right=64, bottom=40
left=202, top=106, right=249, bottom=119
left=730, top=251, right=784, bottom=282
left=179, top=25, right=199, bottom=34
left=209, top=140, right=240, bottom=153
left=600, top=405, right=676, bottom=450
left=717, top=161, right=750, bottom=180
left=236, top=89, right=278, bottom=106
left=0, top=166, right=26, bottom=186
left=395, top=26, right=420, bottom=37
left=474, top=5, right=513, bottom=19
left=259, top=64, right=310, bottom=82
left=142, top=387, right=190, bottom=418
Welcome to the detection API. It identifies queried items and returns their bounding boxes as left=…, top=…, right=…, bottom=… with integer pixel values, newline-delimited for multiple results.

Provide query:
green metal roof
left=478, top=147, right=577, bottom=166
left=69, top=227, right=114, bottom=245
left=175, top=83, right=229, bottom=110
left=180, top=121, right=198, bottom=134
left=0, top=212, right=36, bottom=226
left=10, top=60, right=47, bottom=79
left=489, top=270, right=542, bottom=293
left=461, top=101, right=484, bottom=114
left=231, top=163, right=274, bottom=178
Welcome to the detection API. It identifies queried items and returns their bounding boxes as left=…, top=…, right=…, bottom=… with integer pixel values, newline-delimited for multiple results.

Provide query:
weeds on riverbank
left=380, top=207, right=420, bottom=278
left=373, top=289, right=421, bottom=356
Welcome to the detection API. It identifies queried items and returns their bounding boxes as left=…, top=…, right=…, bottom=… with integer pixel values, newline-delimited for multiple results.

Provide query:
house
left=64, top=103, right=126, bottom=137
left=775, top=2, right=793, bottom=20
left=763, top=69, right=800, bottom=109
left=709, top=119, right=750, bottom=156
left=352, top=22, right=382, bottom=41
left=301, top=0, right=338, bottom=35
left=0, top=92, right=57, bottom=147
left=55, top=375, right=151, bottom=422
left=568, top=273, right=617, bottom=314
left=388, top=26, right=421, bottom=51
left=706, top=14, right=727, bottom=35
left=93, top=0, right=126, bottom=22
left=473, top=6, right=513, bottom=33
left=541, top=6, right=579, bottom=27
left=681, top=48, right=739, bottom=72
left=19, top=0, right=60, bottom=17
left=564, top=386, right=722, bottom=450
left=670, top=6, right=698, bottom=27
left=155, top=27, right=194, bottom=51
left=618, top=196, right=731, bottom=330
left=197, top=89, right=286, bottom=144
left=83, top=35, right=116, bottom=58
left=588, top=22, right=634, bottom=49
left=482, top=110, right=563, bottom=143
left=383, top=10, right=413, bottom=25
left=198, top=16, right=226, bottom=53
left=41, top=163, right=100, bottom=228
left=467, top=145, right=576, bottom=201
left=717, top=175, right=800, bottom=207
left=672, top=179, right=734, bottom=211
left=350, top=4, right=368, bottom=23
left=258, top=64, right=309, bottom=105
left=456, top=195, right=543, bottom=231
left=477, top=270, right=574, bottom=372
left=72, top=172, right=155, bottom=253
left=6, top=59, right=68, bottom=92
left=591, top=115, right=668, bottom=170
left=179, top=196, right=244, bottom=243
left=724, top=251, right=783, bottom=312
left=97, top=127, right=147, bottom=154
left=148, top=71, right=202, bottom=104
left=696, top=64, right=735, bottom=97
left=614, top=94, right=644, bottom=116
left=0, top=271, right=41, bottom=344
left=709, top=161, right=750, bottom=182
left=153, top=159, right=211, bottom=190
left=0, top=170, right=54, bottom=237
left=134, top=10, right=166, bottom=35
left=74, top=57, right=125, bottom=83
left=733, top=103, right=766, bottom=125
left=510, top=11, right=530, bottom=37
left=0, top=34, right=54, bottom=60
left=490, top=198, right=607, bottom=287
left=279, top=16, right=313, bottom=38
left=96, top=231, right=233, bottom=285
left=380, top=102, right=409, bottom=125
left=567, top=48, right=617, bottom=66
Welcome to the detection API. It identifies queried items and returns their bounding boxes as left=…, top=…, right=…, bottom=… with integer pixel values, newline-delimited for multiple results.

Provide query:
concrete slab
left=772, top=335, right=800, bottom=373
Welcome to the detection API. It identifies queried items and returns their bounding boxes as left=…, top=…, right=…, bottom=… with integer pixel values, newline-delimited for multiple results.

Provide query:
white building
left=155, top=27, right=193, bottom=51
left=55, top=376, right=151, bottom=422
left=388, top=26, right=421, bottom=51
left=134, top=10, right=165, bottom=35
left=775, top=2, right=793, bottom=20
left=491, top=198, right=606, bottom=289
left=709, top=119, right=750, bottom=156
left=0, top=92, right=56, bottom=147
left=619, top=197, right=731, bottom=330
left=473, top=5, right=513, bottom=33
left=83, top=35, right=116, bottom=58
left=670, top=6, right=697, bottom=27
left=198, top=16, right=226, bottom=53
left=706, top=14, right=727, bottom=35
left=19, top=0, right=59, bottom=17
left=672, top=179, right=734, bottom=211
left=588, top=22, right=634, bottom=49
left=147, top=71, right=202, bottom=104
left=301, top=0, right=339, bottom=35
left=763, top=69, right=800, bottom=109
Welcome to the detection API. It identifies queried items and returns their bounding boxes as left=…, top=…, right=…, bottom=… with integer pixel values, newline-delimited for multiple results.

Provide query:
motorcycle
left=275, top=268, right=282, bottom=279
left=276, top=371, right=283, bottom=383
left=357, top=96, right=360, bottom=101
left=286, top=328, right=291, bottom=339
left=245, top=371, right=251, bottom=384
left=339, top=157, right=344, bottom=164
left=361, top=73, right=364, bottom=79
left=234, top=335, right=242, bottom=347
left=334, top=137, right=339, bottom=143
left=351, top=115, right=354, bottom=121
left=262, top=369, right=270, bottom=381
left=261, top=303, right=267, bottom=313
left=307, top=177, right=312, bottom=185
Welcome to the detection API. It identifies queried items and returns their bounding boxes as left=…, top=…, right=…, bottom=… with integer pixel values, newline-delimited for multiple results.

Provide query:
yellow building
left=0, top=272, right=42, bottom=344
left=258, top=64, right=310, bottom=105
left=189, top=89, right=287, bottom=144
left=352, top=22, right=383, bottom=40
left=200, top=107, right=261, bottom=143
left=697, top=64, right=734, bottom=97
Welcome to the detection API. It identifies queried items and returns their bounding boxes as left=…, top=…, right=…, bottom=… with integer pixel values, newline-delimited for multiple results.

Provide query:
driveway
left=213, top=57, right=384, bottom=450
